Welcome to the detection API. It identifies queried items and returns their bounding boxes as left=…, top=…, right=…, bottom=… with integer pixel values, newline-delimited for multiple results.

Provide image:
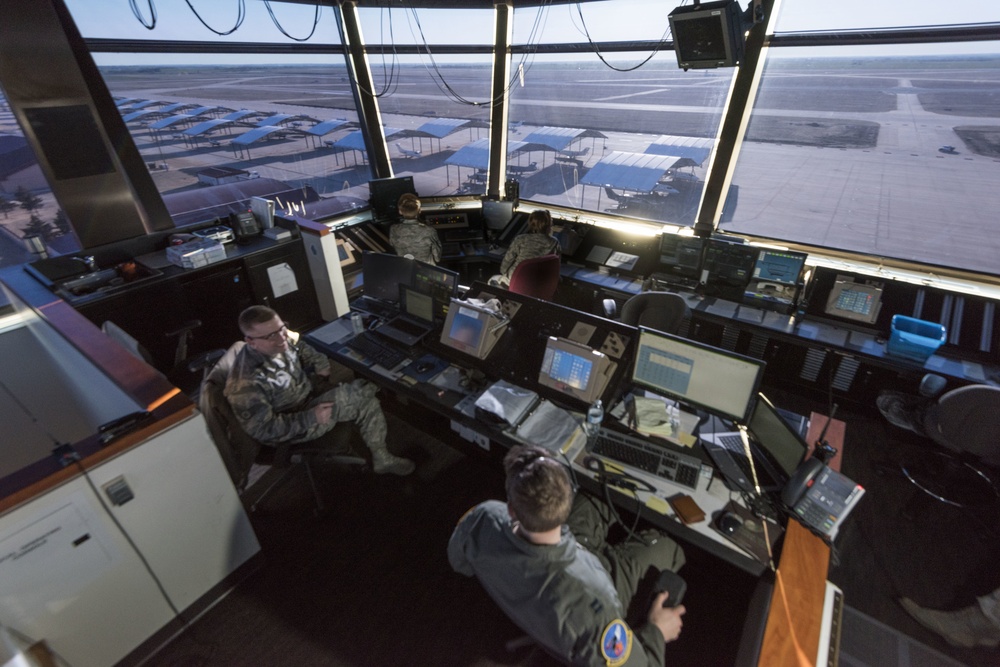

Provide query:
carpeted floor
left=140, top=393, right=1000, bottom=667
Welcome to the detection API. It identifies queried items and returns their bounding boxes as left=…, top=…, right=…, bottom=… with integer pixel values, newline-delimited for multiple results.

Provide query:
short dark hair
left=238, top=305, right=279, bottom=336
left=504, top=444, right=572, bottom=532
left=526, top=209, right=552, bottom=235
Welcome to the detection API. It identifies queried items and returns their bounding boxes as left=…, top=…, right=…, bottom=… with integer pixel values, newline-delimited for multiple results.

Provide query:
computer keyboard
left=345, top=331, right=407, bottom=368
left=591, top=428, right=702, bottom=490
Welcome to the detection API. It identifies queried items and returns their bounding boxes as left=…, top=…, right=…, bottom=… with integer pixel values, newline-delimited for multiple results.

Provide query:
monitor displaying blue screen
left=545, top=347, right=594, bottom=391
left=440, top=302, right=489, bottom=357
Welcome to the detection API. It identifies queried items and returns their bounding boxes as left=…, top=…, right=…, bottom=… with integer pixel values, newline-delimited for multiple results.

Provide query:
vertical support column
left=336, top=1, right=392, bottom=179
left=487, top=2, right=514, bottom=200
left=693, top=0, right=776, bottom=237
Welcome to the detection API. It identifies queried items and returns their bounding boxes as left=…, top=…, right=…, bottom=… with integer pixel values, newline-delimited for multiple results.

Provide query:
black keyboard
left=345, top=331, right=407, bottom=368
left=591, top=428, right=702, bottom=490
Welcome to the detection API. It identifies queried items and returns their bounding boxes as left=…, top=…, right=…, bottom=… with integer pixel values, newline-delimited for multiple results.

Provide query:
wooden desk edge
left=757, top=414, right=844, bottom=666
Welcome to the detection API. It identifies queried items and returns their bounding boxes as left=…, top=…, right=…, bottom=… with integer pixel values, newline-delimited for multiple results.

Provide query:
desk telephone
left=230, top=210, right=260, bottom=242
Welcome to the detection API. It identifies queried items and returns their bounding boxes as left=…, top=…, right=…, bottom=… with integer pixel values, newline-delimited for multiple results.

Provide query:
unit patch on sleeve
left=600, top=619, right=633, bottom=666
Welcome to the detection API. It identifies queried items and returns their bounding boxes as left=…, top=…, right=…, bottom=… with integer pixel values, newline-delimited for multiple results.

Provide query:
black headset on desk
left=582, top=455, right=657, bottom=546
left=583, top=455, right=657, bottom=495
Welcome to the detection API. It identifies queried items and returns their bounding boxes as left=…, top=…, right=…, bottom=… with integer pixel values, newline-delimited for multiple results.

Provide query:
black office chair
left=199, top=342, right=367, bottom=516
left=618, top=291, right=690, bottom=335
left=877, top=374, right=1000, bottom=511
left=102, top=319, right=221, bottom=398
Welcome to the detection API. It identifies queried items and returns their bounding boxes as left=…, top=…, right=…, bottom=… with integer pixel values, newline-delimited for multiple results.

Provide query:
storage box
left=887, top=315, right=946, bottom=363
left=166, top=238, right=226, bottom=269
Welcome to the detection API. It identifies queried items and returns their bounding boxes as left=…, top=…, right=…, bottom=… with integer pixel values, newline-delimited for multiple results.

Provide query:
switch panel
left=103, top=476, right=134, bottom=506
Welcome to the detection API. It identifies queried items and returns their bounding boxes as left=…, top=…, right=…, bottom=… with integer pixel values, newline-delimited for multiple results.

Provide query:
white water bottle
left=586, top=399, right=604, bottom=437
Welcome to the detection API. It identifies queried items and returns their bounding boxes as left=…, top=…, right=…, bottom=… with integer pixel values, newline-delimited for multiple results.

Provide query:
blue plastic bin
left=887, top=315, right=946, bottom=363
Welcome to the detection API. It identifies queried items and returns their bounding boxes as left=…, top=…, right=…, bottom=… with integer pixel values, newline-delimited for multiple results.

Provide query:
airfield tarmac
left=45, top=59, right=1000, bottom=275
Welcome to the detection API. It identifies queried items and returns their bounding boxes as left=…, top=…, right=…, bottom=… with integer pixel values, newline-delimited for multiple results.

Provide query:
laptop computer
left=699, top=393, right=810, bottom=493
left=372, top=285, right=436, bottom=348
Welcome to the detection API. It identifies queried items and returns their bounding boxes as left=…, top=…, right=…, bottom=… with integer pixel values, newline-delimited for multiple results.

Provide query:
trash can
left=887, top=315, right=946, bottom=363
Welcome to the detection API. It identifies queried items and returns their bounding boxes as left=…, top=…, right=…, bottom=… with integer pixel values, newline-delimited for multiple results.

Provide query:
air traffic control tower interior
left=1, top=1, right=999, bottom=666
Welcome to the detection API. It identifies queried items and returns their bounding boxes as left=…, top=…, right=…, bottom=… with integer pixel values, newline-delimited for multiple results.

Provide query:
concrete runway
left=97, top=59, right=1000, bottom=274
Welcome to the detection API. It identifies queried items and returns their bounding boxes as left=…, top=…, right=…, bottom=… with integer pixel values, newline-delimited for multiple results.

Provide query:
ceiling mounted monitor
left=668, top=0, right=747, bottom=71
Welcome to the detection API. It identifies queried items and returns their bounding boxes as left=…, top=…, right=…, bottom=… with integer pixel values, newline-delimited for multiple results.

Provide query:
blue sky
left=65, top=0, right=999, bottom=66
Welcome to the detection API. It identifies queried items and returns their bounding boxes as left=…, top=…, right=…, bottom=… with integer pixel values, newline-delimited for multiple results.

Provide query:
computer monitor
left=482, top=200, right=515, bottom=231
left=750, top=249, right=807, bottom=286
left=748, top=393, right=809, bottom=478
left=361, top=251, right=414, bottom=303
left=368, top=176, right=416, bottom=221
left=439, top=299, right=506, bottom=360
left=704, top=238, right=757, bottom=289
left=668, top=0, right=746, bottom=71
left=413, top=260, right=459, bottom=320
left=631, top=327, right=765, bottom=423
left=658, top=234, right=703, bottom=279
left=538, top=337, right=616, bottom=405
left=824, top=279, right=883, bottom=324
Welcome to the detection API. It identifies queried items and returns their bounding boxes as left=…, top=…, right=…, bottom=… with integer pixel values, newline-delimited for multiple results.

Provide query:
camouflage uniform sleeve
left=224, top=355, right=322, bottom=445
left=500, top=237, right=522, bottom=276
left=296, top=339, right=331, bottom=376
left=428, top=226, right=442, bottom=263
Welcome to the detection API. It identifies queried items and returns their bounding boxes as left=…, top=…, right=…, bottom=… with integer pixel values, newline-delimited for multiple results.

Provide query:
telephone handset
left=781, top=457, right=825, bottom=507
left=230, top=210, right=260, bottom=242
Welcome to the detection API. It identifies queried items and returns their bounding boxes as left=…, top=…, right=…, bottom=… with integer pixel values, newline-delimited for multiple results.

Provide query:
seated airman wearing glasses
left=224, top=305, right=415, bottom=475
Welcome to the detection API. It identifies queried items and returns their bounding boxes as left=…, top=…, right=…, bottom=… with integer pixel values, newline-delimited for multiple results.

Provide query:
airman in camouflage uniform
left=449, top=445, right=686, bottom=665
left=390, top=193, right=442, bottom=264
left=492, top=209, right=560, bottom=286
left=225, top=305, right=414, bottom=475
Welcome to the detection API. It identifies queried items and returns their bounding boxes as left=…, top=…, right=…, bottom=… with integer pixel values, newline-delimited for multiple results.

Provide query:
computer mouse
left=716, top=511, right=743, bottom=535
left=415, top=362, right=434, bottom=374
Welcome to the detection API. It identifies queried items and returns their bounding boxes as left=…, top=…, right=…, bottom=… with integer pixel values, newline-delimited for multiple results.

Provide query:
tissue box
left=887, top=315, right=946, bottom=363
left=166, top=238, right=226, bottom=269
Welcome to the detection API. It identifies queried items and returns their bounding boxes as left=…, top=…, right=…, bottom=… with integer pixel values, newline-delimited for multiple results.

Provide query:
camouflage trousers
left=568, top=491, right=686, bottom=625
left=308, top=378, right=389, bottom=454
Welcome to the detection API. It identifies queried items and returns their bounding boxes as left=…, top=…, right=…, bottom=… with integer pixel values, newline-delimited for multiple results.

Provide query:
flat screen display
left=631, top=327, right=764, bottom=423
left=538, top=337, right=613, bottom=404
left=482, top=200, right=515, bottom=231
left=439, top=300, right=497, bottom=359
left=749, top=394, right=808, bottom=477
left=824, top=280, right=883, bottom=324
left=369, top=176, right=416, bottom=221
left=751, top=250, right=807, bottom=286
left=413, top=260, right=459, bottom=320
left=361, top=252, right=414, bottom=302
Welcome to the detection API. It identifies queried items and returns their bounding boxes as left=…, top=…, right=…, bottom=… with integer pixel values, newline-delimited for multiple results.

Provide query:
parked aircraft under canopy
left=304, top=119, right=353, bottom=137
left=326, top=127, right=406, bottom=166
left=184, top=118, right=243, bottom=137
left=644, top=134, right=712, bottom=166
left=521, top=125, right=607, bottom=154
left=398, top=117, right=490, bottom=154
left=444, top=137, right=552, bottom=185
left=149, top=114, right=204, bottom=130
left=257, top=113, right=300, bottom=127
left=121, top=109, right=163, bottom=123
left=580, top=150, right=694, bottom=194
